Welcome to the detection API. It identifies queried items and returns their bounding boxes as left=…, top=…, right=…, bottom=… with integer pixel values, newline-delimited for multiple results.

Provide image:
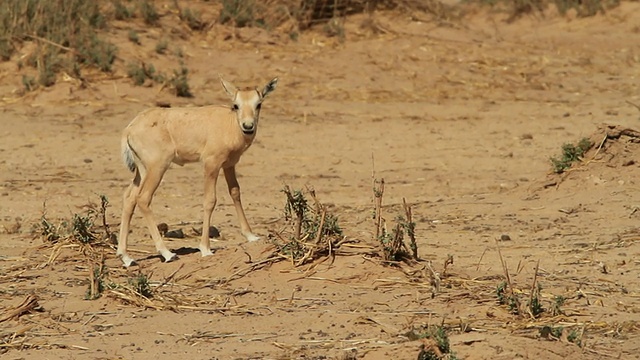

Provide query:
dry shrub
left=0, top=0, right=116, bottom=88
left=221, top=0, right=455, bottom=31
left=269, top=186, right=346, bottom=266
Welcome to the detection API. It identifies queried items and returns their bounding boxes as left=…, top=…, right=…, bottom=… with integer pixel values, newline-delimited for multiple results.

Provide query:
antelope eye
left=232, top=104, right=239, bottom=111
left=256, top=103, right=262, bottom=110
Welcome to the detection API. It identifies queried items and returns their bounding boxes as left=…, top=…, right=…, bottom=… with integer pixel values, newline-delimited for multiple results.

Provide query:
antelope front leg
left=223, top=166, right=260, bottom=242
left=199, top=162, right=221, bottom=256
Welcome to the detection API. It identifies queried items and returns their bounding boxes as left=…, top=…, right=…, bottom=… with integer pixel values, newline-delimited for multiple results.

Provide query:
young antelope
left=117, top=76, right=278, bottom=267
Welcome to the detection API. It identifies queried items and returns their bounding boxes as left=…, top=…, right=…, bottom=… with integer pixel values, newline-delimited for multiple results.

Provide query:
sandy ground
left=1, top=2, right=640, bottom=359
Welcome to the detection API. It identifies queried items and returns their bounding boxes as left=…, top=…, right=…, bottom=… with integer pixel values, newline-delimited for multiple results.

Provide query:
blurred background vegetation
left=0, top=0, right=625, bottom=92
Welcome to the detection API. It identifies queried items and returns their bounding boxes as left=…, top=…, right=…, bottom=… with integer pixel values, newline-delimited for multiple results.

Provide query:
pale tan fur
left=117, top=76, right=278, bottom=267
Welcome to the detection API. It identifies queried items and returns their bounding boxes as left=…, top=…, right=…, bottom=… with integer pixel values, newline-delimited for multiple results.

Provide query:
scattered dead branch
left=0, top=295, right=40, bottom=323
left=268, top=185, right=345, bottom=266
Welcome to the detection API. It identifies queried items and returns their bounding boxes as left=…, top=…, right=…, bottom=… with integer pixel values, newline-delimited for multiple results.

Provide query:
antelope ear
left=219, top=75, right=237, bottom=98
left=261, top=77, right=278, bottom=98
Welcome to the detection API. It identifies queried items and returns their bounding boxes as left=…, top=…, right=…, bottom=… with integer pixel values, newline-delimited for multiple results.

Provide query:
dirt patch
left=2, top=2, right=640, bottom=359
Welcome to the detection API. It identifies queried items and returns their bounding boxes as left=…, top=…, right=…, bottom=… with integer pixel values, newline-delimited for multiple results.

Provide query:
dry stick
left=157, top=263, right=185, bottom=290
left=373, top=178, right=385, bottom=240
left=402, top=198, right=418, bottom=260
left=476, top=247, right=488, bottom=271
left=495, top=239, right=520, bottom=314
left=314, top=209, right=327, bottom=245
left=24, top=34, right=77, bottom=53
left=626, top=100, right=640, bottom=112
left=0, top=295, right=39, bottom=323
left=306, top=185, right=322, bottom=216
left=99, top=197, right=112, bottom=241
left=528, top=260, right=541, bottom=320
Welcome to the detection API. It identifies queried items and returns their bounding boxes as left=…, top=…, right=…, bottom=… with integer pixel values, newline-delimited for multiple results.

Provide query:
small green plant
left=323, top=17, right=345, bottom=40
left=528, top=283, right=544, bottom=318
left=540, top=325, right=582, bottom=346
left=127, top=62, right=164, bottom=86
left=169, top=63, right=192, bottom=97
left=112, top=0, right=134, bottom=20
left=139, top=0, right=159, bottom=25
left=553, top=0, right=619, bottom=17
left=85, top=258, right=107, bottom=300
left=551, top=295, right=565, bottom=316
left=372, top=179, right=418, bottom=262
left=76, top=33, right=118, bottom=72
left=409, top=325, right=460, bottom=360
left=37, top=195, right=111, bottom=246
left=155, top=39, right=168, bottom=54
left=219, top=0, right=256, bottom=27
left=0, top=38, right=12, bottom=61
left=72, top=213, right=96, bottom=244
left=0, top=0, right=116, bottom=82
left=128, top=272, right=153, bottom=298
left=271, top=186, right=344, bottom=266
left=180, top=7, right=205, bottom=30
left=128, top=29, right=140, bottom=45
left=567, top=329, right=582, bottom=346
left=40, top=210, right=64, bottom=243
left=22, top=75, right=36, bottom=92
left=496, top=281, right=519, bottom=314
left=550, top=137, right=593, bottom=173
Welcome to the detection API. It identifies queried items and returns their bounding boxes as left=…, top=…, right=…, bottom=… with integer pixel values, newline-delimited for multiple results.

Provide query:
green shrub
left=550, top=137, right=593, bottom=174
left=0, top=0, right=117, bottom=86
left=169, top=63, right=192, bottom=97
left=219, top=0, right=256, bottom=27
left=128, top=29, right=140, bottom=45
left=112, top=0, right=134, bottom=20
left=181, top=7, right=206, bottom=30
left=155, top=39, right=168, bottom=54
left=139, top=0, right=159, bottom=26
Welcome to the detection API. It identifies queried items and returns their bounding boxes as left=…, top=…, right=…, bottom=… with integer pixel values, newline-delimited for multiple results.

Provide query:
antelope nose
left=242, top=122, right=255, bottom=133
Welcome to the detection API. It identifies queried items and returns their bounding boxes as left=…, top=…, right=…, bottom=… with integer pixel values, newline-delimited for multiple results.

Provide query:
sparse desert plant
left=408, top=325, right=460, bottom=360
left=112, top=0, right=134, bottom=20
left=168, top=63, right=193, bottom=97
left=155, top=39, right=168, bottom=54
left=0, top=0, right=116, bottom=83
left=85, top=256, right=107, bottom=300
left=540, top=325, right=583, bottom=346
left=139, top=0, right=160, bottom=25
left=72, top=212, right=97, bottom=244
left=22, top=75, right=36, bottom=92
left=127, top=62, right=166, bottom=86
left=128, top=29, right=140, bottom=44
left=175, top=1, right=206, bottom=31
left=37, top=194, right=112, bottom=247
left=553, top=0, right=620, bottom=17
left=550, top=137, right=593, bottom=173
left=323, top=17, right=345, bottom=40
left=496, top=280, right=519, bottom=314
left=0, top=38, right=12, bottom=61
left=128, top=272, right=153, bottom=298
left=219, top=0, right=256, bottom=27
left=528, top=283, right=544, bottom=318
left=372, top=178, right=418, bottom=263
left=39, top=208, right=65, bottom=243
left=551, top=295, right=565, bottom=316
left=269, top=185, right=344, bottom=266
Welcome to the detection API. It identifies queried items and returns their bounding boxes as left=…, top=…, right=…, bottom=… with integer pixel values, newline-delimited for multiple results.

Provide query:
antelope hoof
left=245, top=233, right=260, bottom=242
left=160, top=250, right=178, bottom=263
left=198, top=245, right=214, bottom=257
left=119, top=254, right=136, bottom=268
